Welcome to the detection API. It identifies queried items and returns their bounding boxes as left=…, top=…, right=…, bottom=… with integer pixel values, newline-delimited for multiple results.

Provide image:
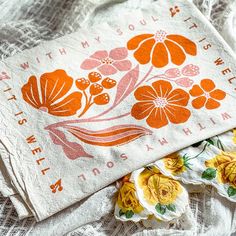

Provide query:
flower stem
left=146, top=74, right=177, bottom=83
left=83, top=90, right=88, bottom=104
left=134, top=66, right=153, bottom=89
left=186, top=143, right=209, bottom=161
left=78, top=95, right=93, bottom=117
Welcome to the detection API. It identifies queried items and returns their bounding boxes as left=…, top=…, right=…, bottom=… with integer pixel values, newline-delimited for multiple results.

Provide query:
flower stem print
left=163, top=142, right=212, bottom=175
left=78, top=93, right=93, bottom=117
left=185, top=141, right=210, bottom=162
left=133, top=66, right=153, bottom=89
left=182, top=141, right=211, bottom=169
left=192, top=137, right=225, bottom=151
left=182, top=154, right=193, bottom=170
left=146, top=64, right=200, bottom=88
left=215, top=135, right=225, bottom=151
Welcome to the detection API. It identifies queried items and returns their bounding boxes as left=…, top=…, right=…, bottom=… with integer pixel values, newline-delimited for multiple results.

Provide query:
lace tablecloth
left=0, top=0, right=235, bottom=235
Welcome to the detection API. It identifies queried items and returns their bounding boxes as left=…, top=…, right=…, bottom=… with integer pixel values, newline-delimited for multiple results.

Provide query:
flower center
left=162, top=190, right=168, bottom=196
left=101, top=57, right=114, bottom=64
left=204, top=92, right=210, bottom=99
left=154, top=97, right=168, bottom=108
left=39, top=106, right=48, bottom=112
left=154, top=30, right=167, bottom=42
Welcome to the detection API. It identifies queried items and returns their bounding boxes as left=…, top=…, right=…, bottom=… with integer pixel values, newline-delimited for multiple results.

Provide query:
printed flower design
left=127, top=30, right=197, bottom=68
left=22, top=70, right=82, bottom=116
left=163, top=153, right=186, bottom=175
left=117, top=181, right=144, bottom=214
left=131, top=80, right=191, bottom=129
left=138, top=167, right=182, bottom=205
left=205, top=152, right=236, bottom=187
left=76, top=71, right=116, bottom=117
left=80, top=47, right=132, bottom=76
left=189, top=79, right=226, bottom=110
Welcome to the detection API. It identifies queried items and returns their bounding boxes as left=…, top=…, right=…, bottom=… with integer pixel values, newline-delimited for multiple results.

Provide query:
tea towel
left=1, top=0, right=236, bottom=221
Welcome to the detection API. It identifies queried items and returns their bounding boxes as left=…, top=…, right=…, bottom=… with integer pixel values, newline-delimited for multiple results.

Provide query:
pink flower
left=80, top=47, right=132, bottom=76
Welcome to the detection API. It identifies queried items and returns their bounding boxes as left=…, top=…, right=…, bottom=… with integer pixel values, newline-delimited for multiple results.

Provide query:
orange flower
left=22, top=69, right=82, bottom=116
left=131, top=80, right=191, bottom=129
left=189, top=79, right=226, bottom=110
left=127, top=30, right=197, bottom=68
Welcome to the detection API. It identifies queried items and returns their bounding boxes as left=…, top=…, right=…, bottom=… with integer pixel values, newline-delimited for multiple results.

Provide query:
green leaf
left=182, top=154, right=189, bottom=162
left=227, top=186, right=236, bottom=197
left=206, top=139, right=214, bottom=145
left=182, top=155, right=192, bottom=170
left=155, top=203, right=166, bottom=215
left=217, top=139, right=225, bottom=151
left=184, top=163, right=193, bottom=170
left=119, top=209, right=125, bottom=216
left=125, top=210, right=134, bottom=218
left=201, top=168, right=216, bottom=180
left=166, top=204, right=176, bottom=212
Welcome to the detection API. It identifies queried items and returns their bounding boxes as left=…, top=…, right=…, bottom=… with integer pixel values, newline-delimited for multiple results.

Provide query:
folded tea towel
left=1, top=0, right=236, bottom=222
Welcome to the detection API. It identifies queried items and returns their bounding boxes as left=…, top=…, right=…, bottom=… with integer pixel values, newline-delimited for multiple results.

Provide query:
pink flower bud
left=181, top=64, right=199, bottom=76
left=164, top=68, right=181, bottom=78
left=176, top=77, right=194, bottom=88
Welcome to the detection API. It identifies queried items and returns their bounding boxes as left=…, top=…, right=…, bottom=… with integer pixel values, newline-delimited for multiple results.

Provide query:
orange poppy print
left=22, top=69, right=82, bottom=116
left=131, top=80, right=191, bottom=129
left=189, top=79, right=226, bottom=110
left=127, top=30, right=197, bottom=68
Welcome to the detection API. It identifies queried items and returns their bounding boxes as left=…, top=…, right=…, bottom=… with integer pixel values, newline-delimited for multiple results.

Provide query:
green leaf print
left=155, top=203, right=166, bottom=215
left=201, top=168, right=216, bottom=180
left=227, top=186, right=236, bottom=197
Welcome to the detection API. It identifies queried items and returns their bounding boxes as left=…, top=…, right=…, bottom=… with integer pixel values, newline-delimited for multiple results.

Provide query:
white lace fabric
left=0, top=0, right=235, bottom=235
left=67, top=187, right=236, bottom=236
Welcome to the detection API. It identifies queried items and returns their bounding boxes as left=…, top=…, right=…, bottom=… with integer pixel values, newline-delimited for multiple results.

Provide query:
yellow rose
left=117, top=182, right=143, bottom=213
left=233, top=129, right=236, bottom=144
left=163, top=153, right=186, bottom=175
left=138, top=167, right=182, bottom=205
left=205, top=152, right=236, bottom=187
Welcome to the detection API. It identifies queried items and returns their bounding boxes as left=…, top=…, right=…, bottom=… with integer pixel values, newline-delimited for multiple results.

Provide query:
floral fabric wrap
left=0, top=0, right=236, bottom=221
left=114, top=130, right=236, bottom=222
